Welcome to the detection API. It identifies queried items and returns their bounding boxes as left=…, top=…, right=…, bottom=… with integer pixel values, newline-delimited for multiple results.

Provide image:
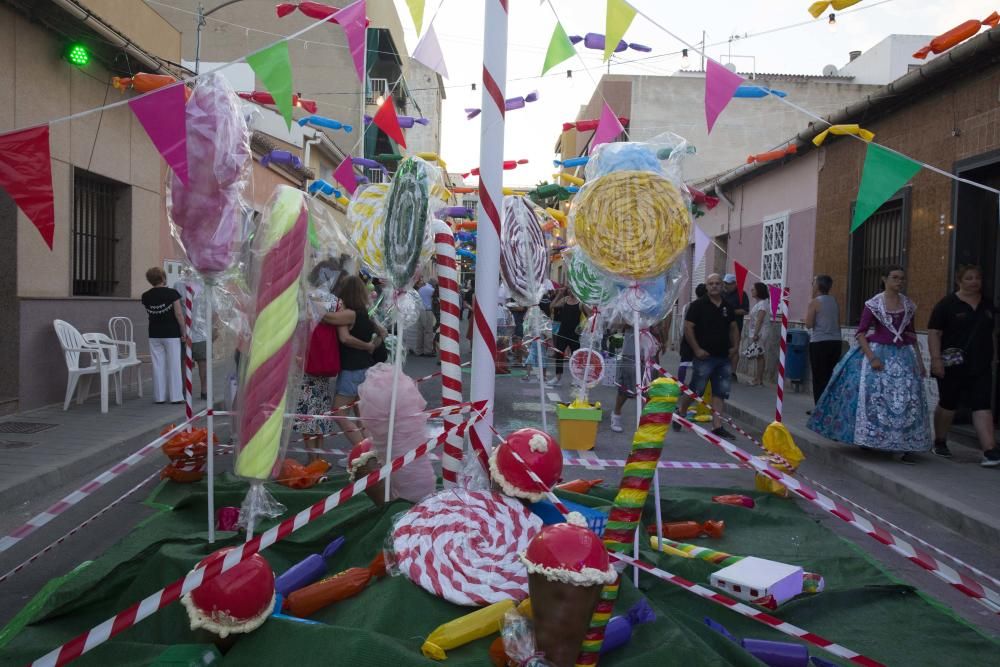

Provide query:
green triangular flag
left=405, top=0, right=425, bottom=34
left=605, top=0, right=637, bottom=61
left=247, top=42, right=294, bottom=130
left=852, top=144, right=921, bottom=232
left=542, top=21, right=576, bottom=75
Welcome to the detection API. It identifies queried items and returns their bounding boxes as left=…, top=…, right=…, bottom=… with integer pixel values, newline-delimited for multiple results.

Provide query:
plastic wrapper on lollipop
left=604, top=253, right=689, bottom=329
left=501, top=196, right=550, bottom=337
left=382, top=156, right=447, bottom=290
left=233, top=185, right=311, bottom=530
left=167, top=72, right=252, bottom=279
left=500, top=609, right=554, bottom=666
left=570, top=133, right=693, bottom=282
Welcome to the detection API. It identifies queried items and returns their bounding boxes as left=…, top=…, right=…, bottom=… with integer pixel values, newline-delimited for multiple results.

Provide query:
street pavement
left=1, top=335, right=998, bottom=639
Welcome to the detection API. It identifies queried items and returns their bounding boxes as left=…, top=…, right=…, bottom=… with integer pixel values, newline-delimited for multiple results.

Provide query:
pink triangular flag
left=692, top=224, right=709, bottom=269
left=413, top=23, right=449, bottom=79
left=334, top=0, right=367, bottom=84
left=333, top=156, right=358, bottom=195
left=128, top=84, right=188, bottom=185
left=590, top=102, right=625, bottom=154
left=705, top=60, right=745, bottom=134
left=768, top=284, right=781, bottom=320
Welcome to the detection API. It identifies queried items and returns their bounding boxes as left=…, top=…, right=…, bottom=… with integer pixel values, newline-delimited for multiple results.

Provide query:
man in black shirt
left=927, top=264, right=1000, bottom=466
left=675, top=273, right=740, bottom=437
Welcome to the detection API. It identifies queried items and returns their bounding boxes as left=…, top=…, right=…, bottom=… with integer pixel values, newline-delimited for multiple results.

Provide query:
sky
left=389, top=0, right=997, bottom=186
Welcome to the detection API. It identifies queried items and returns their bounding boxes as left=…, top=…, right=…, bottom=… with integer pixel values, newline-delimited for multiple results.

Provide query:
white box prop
left=709, top=556, right=803, bottom=607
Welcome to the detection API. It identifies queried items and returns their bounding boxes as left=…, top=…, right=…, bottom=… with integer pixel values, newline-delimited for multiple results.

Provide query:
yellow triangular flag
left=605, top=0, right=637, bottom=61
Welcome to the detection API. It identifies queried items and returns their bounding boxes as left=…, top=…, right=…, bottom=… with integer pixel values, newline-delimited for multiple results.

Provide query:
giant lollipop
left=167, top=72, right=251, bottom=278
left=500, top=196, right=549, bottom=308
left=565, top=247, right=615, bottom=308
left=347, top=182, right=390, bottom=277
left=382, top=156, right=443, bottom=290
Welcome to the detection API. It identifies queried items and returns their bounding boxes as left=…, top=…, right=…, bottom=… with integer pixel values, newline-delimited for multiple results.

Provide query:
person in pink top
left=808, top=266, right=932, bottom=463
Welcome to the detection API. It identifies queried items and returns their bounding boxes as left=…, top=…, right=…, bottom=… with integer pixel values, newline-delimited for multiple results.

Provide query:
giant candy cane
left=434, top=221, right=464, bottom=485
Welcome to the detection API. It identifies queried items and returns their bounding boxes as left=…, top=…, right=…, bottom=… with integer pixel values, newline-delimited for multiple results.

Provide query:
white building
left=836, top=34, right=936, bottom=85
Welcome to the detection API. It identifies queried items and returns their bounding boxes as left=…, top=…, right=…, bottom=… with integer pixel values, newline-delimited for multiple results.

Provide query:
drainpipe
left=49, top=0, right=167, bottom=73
left=303, top=135, right=322, bottom=185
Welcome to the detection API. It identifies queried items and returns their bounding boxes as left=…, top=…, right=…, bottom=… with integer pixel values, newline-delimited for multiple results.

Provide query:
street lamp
left=194, top=0, right=249, bottom=74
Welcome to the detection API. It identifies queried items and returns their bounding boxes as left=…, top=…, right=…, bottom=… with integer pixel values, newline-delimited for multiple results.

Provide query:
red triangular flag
left=768, top=284, right=781, bottom=320
left=333, top=156, right=358, bottom=195
left=733, top=261, right=749, bottom=297
left=372, top=97, right=407, bottom=148
left=0, top=125, right=55, bottom=249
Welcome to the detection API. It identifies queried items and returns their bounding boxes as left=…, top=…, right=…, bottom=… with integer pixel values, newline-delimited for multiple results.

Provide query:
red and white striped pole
left=469, top=0, right=508, bottom=471
left=435, top=221, right=464, bottom=485
left=775, top=288, right=789, bottom=423
left=183, top=283, right=195, bottom=429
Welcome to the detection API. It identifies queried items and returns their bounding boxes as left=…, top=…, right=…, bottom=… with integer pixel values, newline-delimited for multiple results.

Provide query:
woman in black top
left=333, top=275, right=387, bottom=445
left=141, top=267, right=186, bottom=404
left=547, top=287, right=591, bottom=386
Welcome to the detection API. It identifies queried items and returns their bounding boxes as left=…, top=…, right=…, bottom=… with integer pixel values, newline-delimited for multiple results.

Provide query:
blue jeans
left=690, top=356, right=732, bottom=400
left=335, top=368, right=369, bottom=397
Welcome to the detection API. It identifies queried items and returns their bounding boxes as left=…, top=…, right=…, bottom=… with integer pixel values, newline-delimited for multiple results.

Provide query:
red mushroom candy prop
left=490, top=428, right=563, bottom=502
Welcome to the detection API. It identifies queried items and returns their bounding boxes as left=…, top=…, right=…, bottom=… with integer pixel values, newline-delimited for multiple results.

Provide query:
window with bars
left=848, top=194, right=909, bottom=324
left=462, top=197, right=478, bottom=211
left=760, top=213, right=788, bottom=286
left=72, top=170, right=128, bottom=297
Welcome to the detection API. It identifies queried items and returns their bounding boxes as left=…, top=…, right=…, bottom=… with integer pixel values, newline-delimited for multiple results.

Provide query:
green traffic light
left=67, top=43, right=90, bottom=66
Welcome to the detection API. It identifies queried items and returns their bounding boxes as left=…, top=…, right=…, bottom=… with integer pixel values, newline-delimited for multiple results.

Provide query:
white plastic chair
left=108, top=316, right=144, bottom=397
left=53, top=319, right=122, bottom=413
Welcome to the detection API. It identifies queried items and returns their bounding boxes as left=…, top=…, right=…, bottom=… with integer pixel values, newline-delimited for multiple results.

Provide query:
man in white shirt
left=415, top=278, right=437, bottom=356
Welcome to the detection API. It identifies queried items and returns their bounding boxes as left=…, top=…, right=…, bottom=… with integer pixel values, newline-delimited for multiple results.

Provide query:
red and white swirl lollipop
left=500, top=196, right=549, bottom=309
left=390, top=488, right=543, bottom=606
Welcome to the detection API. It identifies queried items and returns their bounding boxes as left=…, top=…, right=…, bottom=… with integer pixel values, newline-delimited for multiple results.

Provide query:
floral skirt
left=807, top=344, right=931, bottom=452
left=293, top=373, right=334, bottom=436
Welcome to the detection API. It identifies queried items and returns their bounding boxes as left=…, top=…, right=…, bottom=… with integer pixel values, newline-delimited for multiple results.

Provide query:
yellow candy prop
left=348, top=183, right=390, bottom=276
left=422, top=598, right=533, bottom=660
left=755, top=422, right=805, bottom=498
left=812, top=124, right=874, bottom=146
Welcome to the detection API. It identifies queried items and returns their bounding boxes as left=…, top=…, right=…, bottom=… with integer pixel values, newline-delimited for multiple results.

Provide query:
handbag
left=304, top=322, right=341, bottom=377
left=942, top=307, right=986, bottom=368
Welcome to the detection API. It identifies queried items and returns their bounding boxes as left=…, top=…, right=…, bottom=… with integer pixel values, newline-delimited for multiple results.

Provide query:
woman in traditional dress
left=807, top=266, right=931, bottom=463
left=744, top=282, right=771, bottom=386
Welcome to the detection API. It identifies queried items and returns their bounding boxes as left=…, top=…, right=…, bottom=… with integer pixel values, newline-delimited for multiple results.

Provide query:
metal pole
left=194, top=3, right=204, bottom=74
left=206, top=286, right=216, bottom=543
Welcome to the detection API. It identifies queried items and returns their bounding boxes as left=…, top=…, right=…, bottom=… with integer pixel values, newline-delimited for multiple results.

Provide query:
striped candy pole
left=576, top=377, right=680, bottom=666
left=28, top=415, right=482, bottom=667
left=671, top=413, right=1000, bottom=615
left=183, top=283, right=195, bottom=428
left=435, top=221, right=464, bottom=486
left=469, top=0, right=508, bottom=474
left=775, top=289, right=789, bottom=423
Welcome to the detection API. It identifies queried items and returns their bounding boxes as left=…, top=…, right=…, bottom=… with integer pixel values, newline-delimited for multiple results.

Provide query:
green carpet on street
left=1, top=472, right=997, bottom=666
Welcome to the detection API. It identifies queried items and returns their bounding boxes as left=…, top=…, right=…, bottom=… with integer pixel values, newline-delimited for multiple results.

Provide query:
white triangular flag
left=693, top=224, right=710, bottom=269
left=413, top=24, right=449, bottom=79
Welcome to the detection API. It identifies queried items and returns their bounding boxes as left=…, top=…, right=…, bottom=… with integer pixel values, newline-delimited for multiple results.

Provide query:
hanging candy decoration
left=297, top=115, right=353, bottom=132
left=463, top=159, right=528, bottom=179
left=113, top=73, right=190, bottom=100
left=465, top=92, right=538, bottom=119
left=733, top=86, right=788, bottom=98
left=260, top=149, right=303, bottom=170
left=687, top=185, right=720, bottom=211
left=375, top=152, right=404, bottom=163
left=562, top=116, right=629, bottom=132
left=382, top=156, right=443, bottom=289
left=553, top=173, right=585, bottom=186
left=807, top=0, right=863, bottom=18
left=437, top=206, right=474, bottom=218
left=307, top=179, right=342, bottom=199
left=364, top=114, right=430, bottom=129
left=913, top=12, right=1000, bottom=59
left=529, top=183, right=573, bottom=200
left=569, top=33, right=652, bottom=53
left=747, top=144, right=798, bottom=164
left=237, top=91, right=318, bottom=113
left=275, top=1, right=370, bottom=26
left=348, top=182, right=390, bottom=276
left=812, top=124, right=874, bottom=146
left=553, top=156, right=589, bottom=168
left=352, top=156, right=389, bottom=175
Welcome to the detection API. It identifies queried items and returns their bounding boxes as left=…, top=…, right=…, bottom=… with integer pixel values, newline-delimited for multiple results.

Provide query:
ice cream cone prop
left=490, top=428, right=563, bottom=502
left=521, top=515, right=617, bottom=667
left=576, top=377, right=678, bottom=665
left=347, top=438, right=384, bottom=506
left=181, top=547, right=275, bottom=651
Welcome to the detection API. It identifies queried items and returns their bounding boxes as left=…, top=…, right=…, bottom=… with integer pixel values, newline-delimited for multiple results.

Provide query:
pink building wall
left=695, top=151, right=819, bottom=321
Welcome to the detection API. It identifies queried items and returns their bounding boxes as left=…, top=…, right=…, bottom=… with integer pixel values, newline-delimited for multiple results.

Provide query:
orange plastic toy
left=112, top=74, right=190, bottom=101
left=646, top=520, right=725, bottom=539
left=747, top=144, right=797, bottom=164
left=283, top=552, right=386, bottom=617
left=277, top=458, right=331, bottom=489
left=160, top=425, right=218, bottom=483
left=913, top=12, right=1000, bottom=59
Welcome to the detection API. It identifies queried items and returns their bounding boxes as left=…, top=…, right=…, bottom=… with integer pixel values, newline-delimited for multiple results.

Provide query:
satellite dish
left=822, top=64, right=838, bottom=76
left=724, top=63, right=737, bottom=72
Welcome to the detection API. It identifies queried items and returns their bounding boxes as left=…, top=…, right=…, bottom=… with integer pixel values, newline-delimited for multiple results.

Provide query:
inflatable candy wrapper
left=234, top=186, right=310, bottom=533
left=498, top=609, right=554, bottom=666
left=283, top=552, right=386, bottom=618
left=167, top=72, right=251, bottom=280
left=357, top=363, right=435, bottom=502
left=422, top=598, right=515, bottom=660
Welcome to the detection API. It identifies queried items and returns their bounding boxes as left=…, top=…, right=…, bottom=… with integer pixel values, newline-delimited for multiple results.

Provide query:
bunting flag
left=373, top=97, right=407, bottom=148
left=334, top=0, right=368, bottom=84
left=128, top=84, right=189, bottom=186
left=590, top=102, right=625, bottom=153
left=768, top=284, right=782, bottom=320
left=405, top=0, right=425, bottom=33
left=413, top=24, right=449, bottom=79
left=246, top=42, right=294, bottom=129
left=705, top=59, right=745, bottom=133
left=542, top=21, right=576, bottom=75
left=0, top=125, right=55, bottom=250
left=333, top=156, right=359, bottom=195
left=605, top=0, right=637, bottom=61
left=733, top=261, right=749, bottom=297
left=852, top=144, right=921, bottom=233
left=693, top=224, right=710, bottom=270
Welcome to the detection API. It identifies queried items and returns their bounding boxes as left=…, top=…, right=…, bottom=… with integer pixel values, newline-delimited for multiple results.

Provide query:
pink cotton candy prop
left=167, top=72, right=251, bottom=278
left=358, top=363, right=435, bottom=502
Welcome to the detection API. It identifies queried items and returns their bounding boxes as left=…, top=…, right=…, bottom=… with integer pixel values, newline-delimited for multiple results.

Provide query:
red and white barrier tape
left=562, top=454, right=745, bottom=471
left=0, top=411, right=206, bottom=554
left=213, top=400, right=486, bottom=423
left=435, top=224, right=464, bottom=486
left=776, top=293, right=789, bottom=423
left=183, top=284, right=195, bottom=427
left=28, top=413, right=483, bottom=667
left=0, top=471, right=159, bottom=584
left=672, top=413, right=1000, bottom=615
